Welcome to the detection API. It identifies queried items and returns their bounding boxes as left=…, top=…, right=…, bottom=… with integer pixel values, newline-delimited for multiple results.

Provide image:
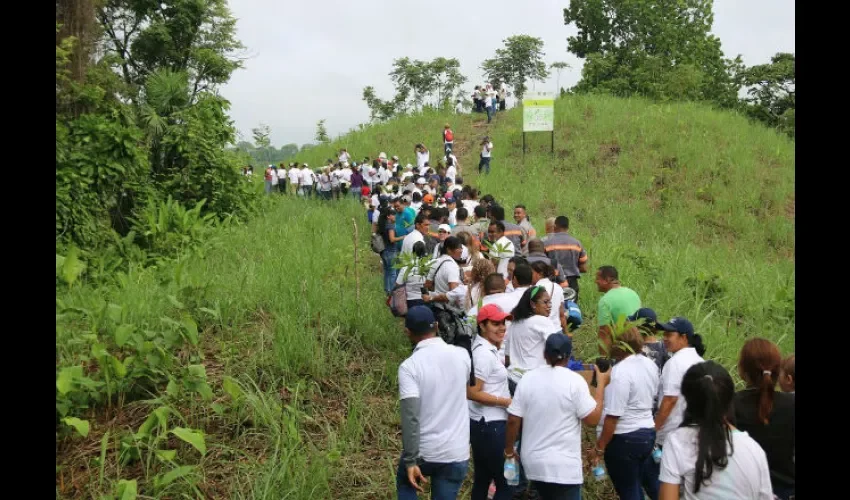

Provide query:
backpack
left=430, top=302, right=477, bottom=385
left=388, top=283, right=408, bottom=317
left=444, top=129, right=454, bottom=142
left=370, top=232, right=386, bottom=254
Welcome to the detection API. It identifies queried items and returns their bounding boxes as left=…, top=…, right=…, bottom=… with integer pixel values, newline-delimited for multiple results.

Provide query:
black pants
left=278, top=180, right=286, bottom=193
left=566, top=276, right=580, bottom=302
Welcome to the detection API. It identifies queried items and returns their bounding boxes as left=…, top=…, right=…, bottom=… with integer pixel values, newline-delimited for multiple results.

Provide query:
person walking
left=513, top=205, right=536, bottom=255
left=288, top=163, right=301, bottom=195
left=396, top=241, right=431, bottom=310
left=264, top=165, right=274, bottom=194
left=504, top=285, right=561, bottom=394
left=543, top=216, right=588, bottom=300
left=443, top=124, right=455, bottom=156
left=396, top=306, right=471, bottom=500
left=299, top=163, right=315, bottom=198
left=505, top=333, right=605, bottom=500
left=277, top=163, right=287, bottom=194
left=479, top=137, right=493, bottom=174
left=733, top=338, right=795, bottom=500
left=467, top=304, right=515, bottom=500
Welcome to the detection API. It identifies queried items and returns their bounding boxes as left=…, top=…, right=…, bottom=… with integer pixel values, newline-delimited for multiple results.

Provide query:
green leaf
left=187, top=364, right=207, bottom=379
left=166, top=379, right=180, bottom=396
left=114, top=324, right=134, bottom=347
left=171, top=427, right=206, bottom=455
left=167, top=295, right=185, bottom=309
left=107, top=303, right=123, bottom=323
left=222, top=376, right=243, bottom=401
left=63, top=417, right=90, bottom=437
left=155, top=449, right=177, bottom=462
left=211, top=402, right=226, bottom=415
left=110, top=355, right=127, bottom=378
left=181, top=315, right=199, bottom=346
left=116, top=479, right=137, bottom=500
left=61, top=245, right=87, bottom=286
left=57, top=366, right=82, bottom=395
left=155, top=465, right=195, bottom=488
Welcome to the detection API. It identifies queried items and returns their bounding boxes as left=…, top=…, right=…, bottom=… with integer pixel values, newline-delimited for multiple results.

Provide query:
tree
left=315, top=119, right=330, bottom=144
left=563, top=0, right=742, bottom=107
left=550, top=61, right=571, bottom=94
left=739, top=53, right=795, bottom=137
left=481, top=35, right=549, bottom=101
left=362, top=57, right=466, bottom=121
left=252, top=124, right=271, bottom=163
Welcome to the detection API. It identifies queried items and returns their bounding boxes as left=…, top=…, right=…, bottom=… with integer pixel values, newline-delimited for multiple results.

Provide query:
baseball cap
left=544, top=333, right=573, bottom=361
left=416, top=177, right=427, bottom=184
left=379, top=152, right=387, bottom=159
left=656, top=317, right=694, bottom=336
left=628, top=308, right=658, bottom=328
left=392, top=155, right=399, bottom=160
left=438, top=224, right=452, bottom=233
left=563, top=287, right=577, bottom=302
left=477, top=304, right=512, bottom=323
left=405, top=164, right=413, bottom=170
left=405, top=306, right=437, bottom=334
left=423, top=194, right=434, bottom=204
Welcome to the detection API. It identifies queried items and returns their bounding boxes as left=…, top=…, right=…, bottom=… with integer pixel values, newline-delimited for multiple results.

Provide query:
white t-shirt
left=469, top=336, right=510, bottom=422
left=397, top=265, right=429, bottom=301
left=536, top=278, right=564, bottom=332
left=270, top=169, right=279, bottom=185
left=468, top=290, right=525, bottom=365
left=338, top=152, right=351, bottom=163
left=428, top=255, right=462, bottom=294
left=484, top=95, right=493, bottom=107
left=448, top=208, right=457, bottom=226
left=657, top=347, right=705, bottom=445
left=401, top=171, right=414, bottom=182
left=399, top=337, right=471, bottom=463
left=462, top=200, right=480, bottom=212
left=508, top=366, right=597, bottom=484
left=445, top=153, right=459, bottom=166
left=340, top=167, right=353, bottom=183
left=482, top=142, right=493, bottom=158
left=660, top=427, right=774, bottom=500
left=401, top=230, right=425, bottom=255
left=300, top=168, right=314, bottom=186
left=506, top=315, right=560, bottom=383
left=288, top=168, right=300, bottom=184
left=492, top=236, right=515, bottom=279
left=597, top=354, right=659, bottom=438
left=455, top=102, right=464, bottom=113
left=445, top=166, right=457, bottom=184
left=416, top=150, right=430, bottom=169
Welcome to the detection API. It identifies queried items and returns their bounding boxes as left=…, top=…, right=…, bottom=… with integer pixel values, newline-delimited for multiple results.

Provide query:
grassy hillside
left=56, top=95, right=794, bottom=499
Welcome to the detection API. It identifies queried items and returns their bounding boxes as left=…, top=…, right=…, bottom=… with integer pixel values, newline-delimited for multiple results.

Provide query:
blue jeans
left=381, top=248, right=399, bottom=294
left=486, top=106, right=493, bottom=123
left=302, top=185, right=313, bottom=198
left=533, top=482, right=581, bottom=500
left=350, top=188, right=361, bottom=199
left=264, top=180, right=273, bottom=194
left=604, top=428, right=659, bottom=500
left=479, top=156, right=491, bottom=175
left=470, top=418, right=514, bottom=500
left=407, top=299, right=425, bottom=310
left=396, top=456, right=468, bottom=500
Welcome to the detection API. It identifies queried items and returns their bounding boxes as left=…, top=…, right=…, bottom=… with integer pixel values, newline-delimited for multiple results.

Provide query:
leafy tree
left=481, top=35, right=549, bottom=101
left=363, top=57, right=466, bottom=121
left=279, top=143, right=299, bottom=159
left=739, top=53, right=795, bottom=137
left=550, top=61, right=571, bottom=94
left=315, top=119, right=330, bottom=144
left=563, top=0, right=742, bottom=107
left=252, top=123, right=271, bottom=163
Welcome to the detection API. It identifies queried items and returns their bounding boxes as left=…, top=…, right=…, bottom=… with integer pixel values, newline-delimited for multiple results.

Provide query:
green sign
left=523, top=91, right=555, bottom=132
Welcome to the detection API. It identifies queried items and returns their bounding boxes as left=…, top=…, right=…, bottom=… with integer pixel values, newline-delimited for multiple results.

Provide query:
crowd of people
left=270, top=122, right=795, bottom=499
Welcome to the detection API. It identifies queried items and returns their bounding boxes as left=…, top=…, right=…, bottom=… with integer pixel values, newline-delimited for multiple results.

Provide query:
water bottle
left=652, top=445, right=663, bottom=464
left=504, top=456, right=519, bottom=486
left=591, top=463, right=607, bottom=481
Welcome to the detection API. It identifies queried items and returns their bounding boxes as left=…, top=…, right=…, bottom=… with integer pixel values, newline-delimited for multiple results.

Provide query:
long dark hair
left=511, top=286, right=547, bottom=321
left=680, top=361, right=735, bottom=494
left=376, top=205, right=394, bottom=243
left=737, top=338, right=780, bottom=425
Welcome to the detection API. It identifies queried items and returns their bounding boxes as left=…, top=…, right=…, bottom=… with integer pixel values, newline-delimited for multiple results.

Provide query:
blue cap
left=656, top=317, right=694, bottom=336
left=405, top=306, right=437, bottom=334
left=544, top=333, right=573, bottom=361
left=628, top=308, right=658, bottom=327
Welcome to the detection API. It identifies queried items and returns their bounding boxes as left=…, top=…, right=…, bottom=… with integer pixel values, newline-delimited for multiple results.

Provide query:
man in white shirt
left=487, top=221, right=515, bottom=279
left=299, top=164, right=314, bottom=198
left=445, top=161, right=458, bottom=184
left=400, top=165, right=415, bottom=183
left=338, top=148, right=351, bottom=164
left=415, top=144, right=430, bottom=170
left=397, top=306, right=470, bottom=498
left=484, top=92, right=494, bottom=123
left=288, top=164, right=301, bottom=195
left=401, top=214, right=429, bottom=255
left=479, top=137, right=493, bottom=175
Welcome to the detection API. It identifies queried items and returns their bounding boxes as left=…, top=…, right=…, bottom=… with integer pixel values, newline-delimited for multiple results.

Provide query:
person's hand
left=406, top=465, right=427, bottom=492
left=501, top=397, right=512, bottom=408
left=592, top=445, right=605, bottom=462
left=422, top=294, right=432, bottom=303
left=593, top=364, right=611, bottom=387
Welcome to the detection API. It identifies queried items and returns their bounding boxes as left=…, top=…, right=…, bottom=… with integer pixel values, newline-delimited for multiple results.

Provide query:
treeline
left=56, top=0, right=256, bottom=266
left=360, top=1, right=794, bottom=138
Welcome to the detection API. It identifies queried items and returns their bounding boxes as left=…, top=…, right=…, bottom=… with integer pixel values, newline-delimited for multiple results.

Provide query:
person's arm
left=581, top=366, right=609, bottom=427
left=467, top=377, right=511, bottom=407
left=504, top=414, right=522, bottom=458
left=659, top=483, right=680, bottom=500
left=596, top=415, right=619, bottom=457
left=389, top=228, right=404, bottom=243
left=655, top=395, right=678, bottom=431
left=400, top=397, right=427, bottom=492
left=578, top=248, right=589, bottom=274
left=559, top=302, right=568, bottom=334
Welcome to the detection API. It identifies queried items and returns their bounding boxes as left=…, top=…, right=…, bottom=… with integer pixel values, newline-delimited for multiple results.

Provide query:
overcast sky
left=220, top=0, right=795, bottom=147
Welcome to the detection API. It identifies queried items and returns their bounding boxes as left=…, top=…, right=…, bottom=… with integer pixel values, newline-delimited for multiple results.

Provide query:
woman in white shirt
left=594, top=327, right=661, bottom=500
left=655, top=317, right=707, bottom=448
left=529, top=261, right=567, bottom=335
left=659, top=361, right=774, bottom=500
left=505, top=333, right=605, bottom=500
left=505, top=286, right=561, bottom=395
left=467, top=304, right=515, bottom=500
left=423, top=236, right=463, bottom=297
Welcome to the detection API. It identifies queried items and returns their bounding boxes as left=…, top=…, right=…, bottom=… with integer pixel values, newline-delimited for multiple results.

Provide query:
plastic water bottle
left=652, top=445, right=663, bottom=464
left=504, top=457, right=519, bottom=486
left=591, top=463, right=607, bottom=481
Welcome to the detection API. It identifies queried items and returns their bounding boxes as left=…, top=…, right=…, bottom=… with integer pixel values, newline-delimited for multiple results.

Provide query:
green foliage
left=481, top=35, right=549, bottom=100
left=563, top=0, right=742, bottom=107
left=315, top=119, right=330, bottom=143
left=739, top=53, right=795, bottom=137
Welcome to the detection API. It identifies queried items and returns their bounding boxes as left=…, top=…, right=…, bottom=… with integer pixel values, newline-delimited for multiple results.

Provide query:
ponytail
left=680, top=361, right=735, bottom=494
left=737, top=338, right=781, bottom=425
left=690, top=333, right=707, bottom=357
left=757, top=369, right=776, bottom=425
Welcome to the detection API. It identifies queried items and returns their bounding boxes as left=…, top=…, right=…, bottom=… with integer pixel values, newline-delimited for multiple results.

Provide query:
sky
left=219, top=0, right=795, bottom=147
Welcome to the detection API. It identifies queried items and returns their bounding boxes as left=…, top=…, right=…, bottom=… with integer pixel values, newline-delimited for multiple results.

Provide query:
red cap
left=477, top=304, right=512, bottom=323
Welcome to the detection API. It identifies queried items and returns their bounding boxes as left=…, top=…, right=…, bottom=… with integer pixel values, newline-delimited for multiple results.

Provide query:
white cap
left=405, top=164, right=413, bottom=169
left=416, top=177, right=426, bottom=184
left=438, top=224, right=452, bottom=233
left=379, top=152, right=387, bottom=159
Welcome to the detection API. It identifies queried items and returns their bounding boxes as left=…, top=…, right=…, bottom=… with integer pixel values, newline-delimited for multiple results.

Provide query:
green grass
left=56, top=94, right=794, bottom=499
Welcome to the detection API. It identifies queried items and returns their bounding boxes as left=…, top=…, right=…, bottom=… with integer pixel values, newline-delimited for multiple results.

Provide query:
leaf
left=155, top=465, right=195, bottom=488
left=107, top=303, right=123, bottom=324
left=181, top=315, right=199, bottom=346
left=110, top=355, right=127, bottom=378
left=187, top=364, right=207, bottom=379
left=114, top=324, right=134, bottom=347
left=116, top=479, right=138, bottom=500
left=63, top=417, right=90, bottom=437
left=171, top=427, right=206, bottom=455
left=166, top=379, right=180, bottom=396
left=57, top=366, right=82, bottom=395
left=155, top=449, right=177, bottom=462
left=167, top=295, right=186, bottom=309
left=222, top=376, right=243, bottom=401
left=61, top=245, right=87, bottom=286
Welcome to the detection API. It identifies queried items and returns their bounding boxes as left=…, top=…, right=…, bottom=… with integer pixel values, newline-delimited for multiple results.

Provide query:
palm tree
left=138, top=69, right=191, bottom=174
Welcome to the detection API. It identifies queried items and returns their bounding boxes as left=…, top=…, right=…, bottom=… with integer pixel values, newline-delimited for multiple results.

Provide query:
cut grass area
left=57, top=94, right=794, bottom=499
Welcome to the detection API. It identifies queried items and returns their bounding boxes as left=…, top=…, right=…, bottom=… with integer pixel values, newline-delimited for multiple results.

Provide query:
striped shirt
left=543, top=232, right=587, bottom=278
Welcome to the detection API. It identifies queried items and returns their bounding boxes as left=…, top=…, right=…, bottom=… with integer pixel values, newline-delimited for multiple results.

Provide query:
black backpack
left=429, top=302, right=477, bottom=386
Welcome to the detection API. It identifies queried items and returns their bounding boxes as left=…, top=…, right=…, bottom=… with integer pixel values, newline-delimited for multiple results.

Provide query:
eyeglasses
left=535, top=299, right=552, bottom=306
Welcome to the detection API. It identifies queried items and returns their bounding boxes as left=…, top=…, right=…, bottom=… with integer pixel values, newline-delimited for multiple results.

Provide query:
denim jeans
left=302, top=185, right=313, bottom=198
left=486, top=106, right=493, bottom=123
left=604, top=428, right=659, bottom=500
left=350, top=187, right=361, bottom=199
left=533, top=482, right=581, bottom=500
left=264, top=180, right=273, bottom=194
left=478, top=156, right=491, bottom=175
left=470, top=418, right=515, bottom=500
left=381, top=248, right=399, bottom=294
left=407, top=299, right=425, bottom=310
left=396, top=456, right=468, bottom=500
